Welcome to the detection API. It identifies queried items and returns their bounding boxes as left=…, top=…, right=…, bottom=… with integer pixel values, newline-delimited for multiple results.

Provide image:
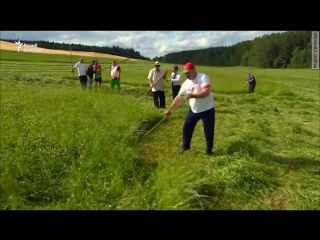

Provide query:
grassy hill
left=0, top=48, right=319, bottom=210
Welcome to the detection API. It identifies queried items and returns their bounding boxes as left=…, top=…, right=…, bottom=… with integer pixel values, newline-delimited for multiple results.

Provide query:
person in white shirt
left=164, top=62, right=215, bottom=155
left=148, top=61, right=167, bottom=108
left=167, top=65, right=181, bottom=99
left=110, top=61, right=121, bottom=90
left=71, top=58, right=87, bottom=90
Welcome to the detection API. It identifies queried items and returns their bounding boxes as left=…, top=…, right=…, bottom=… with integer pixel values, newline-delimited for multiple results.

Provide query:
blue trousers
left=87, top=77, right=93, bottom=89
left=249, top=81, right=256, bottom=93
left=182, top=107, right=215, bottom=153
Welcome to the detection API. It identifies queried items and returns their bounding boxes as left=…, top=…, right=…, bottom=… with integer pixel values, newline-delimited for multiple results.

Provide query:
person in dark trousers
left=245, top=72, right=256, bottom=93
left=87, top=60, right=95, bottom=89
left=94, top=59, right=102, bottom=90
left=147, top=61, right=167, bottom=108
left=71, top=58, right=87, bottom=90
left=164, top=62, right=215, bottom=155
left=167, top=65, right=181, bottom=99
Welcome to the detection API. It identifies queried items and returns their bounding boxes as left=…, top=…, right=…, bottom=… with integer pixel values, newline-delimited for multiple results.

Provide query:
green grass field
left=1, top=49, right=319, bottom=210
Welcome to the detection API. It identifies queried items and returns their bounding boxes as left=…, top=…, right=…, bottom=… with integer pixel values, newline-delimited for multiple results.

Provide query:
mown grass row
left=1, top=61, right=299, bottom=96
left=2, top=48, right=316, bottom=96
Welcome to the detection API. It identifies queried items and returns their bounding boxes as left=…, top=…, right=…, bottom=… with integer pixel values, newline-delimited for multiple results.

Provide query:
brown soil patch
left=0, top=41, right=140, bottom=61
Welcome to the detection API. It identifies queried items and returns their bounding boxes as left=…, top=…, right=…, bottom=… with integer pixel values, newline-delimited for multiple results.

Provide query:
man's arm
left=188, top=75, right=211, bottom=99
left=148, top=69, right=154, bottom=87
left=171, top=73, right=181, bottom=82
left=71, top=62, right=78, bottom=71
left=117, top=66, right=121, bottom=79
left=163, top=71, right=167, bottom=80
left=167, top=95, right=185, bottom=113
left=245, top=75, right=253, bottom=86
left=167, top=72, right=174, bottom=81
left=165, top=83, right=187, bottom=115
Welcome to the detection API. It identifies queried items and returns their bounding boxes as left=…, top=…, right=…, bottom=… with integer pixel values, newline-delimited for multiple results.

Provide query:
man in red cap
left=164, top=62, right=215, bottom=155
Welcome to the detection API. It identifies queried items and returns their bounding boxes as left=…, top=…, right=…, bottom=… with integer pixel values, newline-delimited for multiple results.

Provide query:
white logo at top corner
left=14, top=40, right=42, bottom=53
left=15, top=40, right=23, bottom=52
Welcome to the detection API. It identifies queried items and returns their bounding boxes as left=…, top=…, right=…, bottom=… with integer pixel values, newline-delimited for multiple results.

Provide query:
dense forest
left=153, top=31, right=313, bottom=68
left=1, top=39, right=150, bottom=61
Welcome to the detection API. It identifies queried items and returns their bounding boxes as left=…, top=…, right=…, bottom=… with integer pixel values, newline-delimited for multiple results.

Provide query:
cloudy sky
left=0, top=31, right=284, bottom=58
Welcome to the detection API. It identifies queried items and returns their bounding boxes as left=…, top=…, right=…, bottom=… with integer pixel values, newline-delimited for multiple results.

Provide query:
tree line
left=153, top=31, right=313, bottom=68
left=1, top=39, right=150, bottom=61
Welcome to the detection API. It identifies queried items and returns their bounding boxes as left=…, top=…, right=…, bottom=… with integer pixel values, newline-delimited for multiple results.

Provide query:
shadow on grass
left=226, top=141, right=320, bottom=170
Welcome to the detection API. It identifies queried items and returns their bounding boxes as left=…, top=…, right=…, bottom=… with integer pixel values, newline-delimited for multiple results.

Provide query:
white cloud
left=0, top=31, right=285, bottom=59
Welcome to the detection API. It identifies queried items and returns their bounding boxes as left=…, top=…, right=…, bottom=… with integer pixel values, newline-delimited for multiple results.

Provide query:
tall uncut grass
left=0, top=83, right=205, bottom=209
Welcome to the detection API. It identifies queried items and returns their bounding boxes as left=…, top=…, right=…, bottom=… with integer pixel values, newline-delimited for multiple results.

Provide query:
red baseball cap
left=181, top=62, right=195, bottom=74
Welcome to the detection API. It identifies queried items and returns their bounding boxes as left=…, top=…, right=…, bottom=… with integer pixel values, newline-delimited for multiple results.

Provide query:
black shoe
left=178, top=148, right=190, bottom=154
left=205, top=151, right=213, bottom=156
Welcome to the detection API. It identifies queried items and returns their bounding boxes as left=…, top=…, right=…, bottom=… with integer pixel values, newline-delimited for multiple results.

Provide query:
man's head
left=112, top=61, right=117, bottom=66
left=247, top=72, right=251, bottom=77
left=154, top=61, right=160, bottom=71
left=79, top=58, right=84, bottom=63
left=92, top=60, right=96, bottom=65
left=172, top=65, right=178, bottom=73
left=95, top=59, right=99, bottom=64
left=181, top=62, right=196, bottom=80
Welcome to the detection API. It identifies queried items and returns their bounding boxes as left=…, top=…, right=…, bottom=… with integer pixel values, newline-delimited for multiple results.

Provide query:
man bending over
left=164, top=62, right=215, bottom=155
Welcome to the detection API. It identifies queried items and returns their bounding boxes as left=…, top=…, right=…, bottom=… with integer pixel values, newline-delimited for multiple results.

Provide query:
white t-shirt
left=74, top=62, right=86, bottom=76
left=148, top=68, right=166, bottom=92
left=178, top=73, right=214, bottom=113
left=170, top=71, right=181, bottom=86
left=110, top=65, right=120, bottom=78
